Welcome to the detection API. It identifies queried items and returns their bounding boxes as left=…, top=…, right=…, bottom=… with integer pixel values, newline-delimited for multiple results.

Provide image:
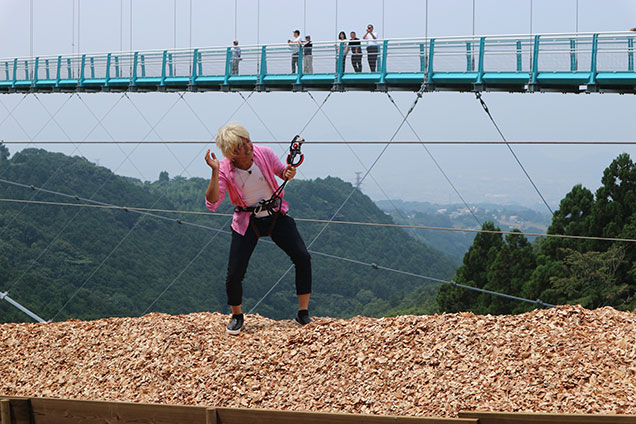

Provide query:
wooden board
left=459, top=411, right=636, bottom=424
left=215, top=407, right=479, bottom=424
left=29, top=397, right=207, bottom=424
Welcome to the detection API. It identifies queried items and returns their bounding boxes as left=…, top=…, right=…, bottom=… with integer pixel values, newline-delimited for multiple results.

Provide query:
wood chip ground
left=2, top=305, right=636, bottom=417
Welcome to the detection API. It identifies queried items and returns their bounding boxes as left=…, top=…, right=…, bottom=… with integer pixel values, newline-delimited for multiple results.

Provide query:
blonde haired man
left=205, top=123, right=312, bottom=335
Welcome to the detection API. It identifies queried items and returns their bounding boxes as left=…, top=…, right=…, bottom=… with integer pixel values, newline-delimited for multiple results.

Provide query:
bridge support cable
left=1, top=291, right=46, bottom=323
left=48, top=93, right=212, bottom=321
left=5, top=194, right=636, bottom=245
left=306, top=91, right=412, bottom=223
left=140, top=90, right=261, bottom=314
left=3, top=94, right=138, bottom=296
left=248, top=88, right=428, bottom=314
left=76, top=93, right=147, bottom=180
left=0, top=94, right=30, bottom=140
left=475, top=92, right=554, bottom=215
left=0, top=181, right=570, bottom=313
left=0, top=93, right=88, bottom=240
left=2, top=91, right=254, bottom=321
left=143, top=90, right=332, bottom=314
left=5, top=140, right=636, bottom=146
left=124, top=92, right=194, bottom=178
left=386, top=92, right=482, bottom=228
left=312, top=250, right=554, bottom=308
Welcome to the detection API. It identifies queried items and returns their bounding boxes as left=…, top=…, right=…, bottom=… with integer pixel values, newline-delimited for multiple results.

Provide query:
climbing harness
left=234, top=134, right=305, bottom=217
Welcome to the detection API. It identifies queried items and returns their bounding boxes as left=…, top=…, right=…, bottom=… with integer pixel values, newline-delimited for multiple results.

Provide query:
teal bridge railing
left=1, top=32, right=635, bottom=94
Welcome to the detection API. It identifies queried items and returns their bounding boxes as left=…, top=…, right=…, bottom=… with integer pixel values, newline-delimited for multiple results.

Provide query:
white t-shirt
left=235, top=164, right=274, bottom=218
left=364, top=31, right=378, bottom=46
left=289, top=35, right=301, bottom=53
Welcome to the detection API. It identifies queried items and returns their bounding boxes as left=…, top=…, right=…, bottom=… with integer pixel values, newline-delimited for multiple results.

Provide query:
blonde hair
left=216, top=123, right=250, bottom=158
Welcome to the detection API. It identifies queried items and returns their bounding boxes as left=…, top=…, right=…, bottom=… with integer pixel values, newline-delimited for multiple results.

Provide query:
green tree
left=436, top=221, right=503, bottom=313
left=549, top=247, right=628, bottom=309
left=484, top=231, right=536, bottom=315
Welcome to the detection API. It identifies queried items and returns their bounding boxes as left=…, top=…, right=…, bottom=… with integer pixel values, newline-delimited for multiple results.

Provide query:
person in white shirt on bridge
left=363, top=24, right=379, bottom=72
left=288, top=30, right=302, bottom=73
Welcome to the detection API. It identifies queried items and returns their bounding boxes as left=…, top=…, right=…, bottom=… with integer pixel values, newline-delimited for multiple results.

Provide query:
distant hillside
left=0, top=149, right=456, bottom=323
left=376, top=199, right=551, bottom=261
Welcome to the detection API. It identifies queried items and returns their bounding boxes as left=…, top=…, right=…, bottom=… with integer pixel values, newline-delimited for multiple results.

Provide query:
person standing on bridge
left=349, top=31, right=362, bottom=73
left=231, top=40, right=241, bottom=75
left=303, top=35, right=313, bottom=74
left=336, top=31, right=348, bottom=72
left=288, top=30, right=302, bottom=73
left=363, top=24, right=379, bottom=72
left=204, top=123, right=313, bottom=335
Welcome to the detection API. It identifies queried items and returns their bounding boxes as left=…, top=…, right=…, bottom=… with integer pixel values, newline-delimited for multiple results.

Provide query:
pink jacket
left=205, top=144, right=289, bottom=235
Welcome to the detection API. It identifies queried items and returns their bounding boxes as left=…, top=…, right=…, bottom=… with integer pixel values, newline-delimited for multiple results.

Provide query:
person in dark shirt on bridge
left=204, top=123, right=313, bottom=335
left=303, top=35, right=313, bottom=74
left=349, top=31, right=362, bottom=73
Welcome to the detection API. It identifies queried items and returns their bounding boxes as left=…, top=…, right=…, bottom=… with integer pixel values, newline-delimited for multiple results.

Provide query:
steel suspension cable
left=124, top=92, right=193, bottom=178
left=48, top=93, right=205, bottom=321
left=4, top=196, right=636, bottom=244
left=3, top=94, right=136, bottom=295
left=5, top=140, right=636, bottom=145
left=248, top=87, right=426, bottom=314
left=386, top=92, right=482, bottom=227
left=306, top=91, right=411, bottom=223
left=0, top=181, right=561, bottom=311
left=141, top=90, right=260, bottom=314
left=475, top=92, right=554, bottom=215
left=0, top=93, right=85, bottom=239
left=76, top=93, right=146, bottom=180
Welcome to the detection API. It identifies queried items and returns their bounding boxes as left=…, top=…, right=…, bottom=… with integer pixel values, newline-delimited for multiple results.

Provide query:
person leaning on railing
left=204, top=123, right=313, bottom=335
left=631, top=27, right=636, bottom=31
left=288, top=30, right=302, bottom=73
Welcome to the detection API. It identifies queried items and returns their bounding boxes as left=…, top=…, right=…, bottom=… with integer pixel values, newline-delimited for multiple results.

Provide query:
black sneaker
left=294, top=310, right=312, bottom=326
left=226, top=314, right=244, bottom=335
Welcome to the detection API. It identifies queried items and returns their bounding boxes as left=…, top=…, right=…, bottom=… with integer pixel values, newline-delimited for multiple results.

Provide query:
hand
left=205, top=149, right=219, bottom=172
left=283, top=164, right=296, bottom=180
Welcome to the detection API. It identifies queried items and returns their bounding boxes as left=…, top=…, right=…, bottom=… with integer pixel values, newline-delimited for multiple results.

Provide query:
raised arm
left=204, top=149, right=220, bottom=204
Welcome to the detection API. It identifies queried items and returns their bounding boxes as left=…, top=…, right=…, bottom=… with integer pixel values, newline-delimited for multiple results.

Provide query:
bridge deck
left=1, top=32, right=635, bottom=94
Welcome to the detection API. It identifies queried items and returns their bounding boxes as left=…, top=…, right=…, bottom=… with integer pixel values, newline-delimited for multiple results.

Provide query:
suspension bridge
left=2, top=30, right=636, bottom=324
left=1, top=32, right=636, bottom=94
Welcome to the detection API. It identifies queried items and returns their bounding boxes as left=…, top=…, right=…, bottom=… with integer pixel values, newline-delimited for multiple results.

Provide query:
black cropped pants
left=225, top=213, right=312, bottom=306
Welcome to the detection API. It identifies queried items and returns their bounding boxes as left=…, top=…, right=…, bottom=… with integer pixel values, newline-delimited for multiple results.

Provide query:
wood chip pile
left=2, top=305, right=636, bottom=417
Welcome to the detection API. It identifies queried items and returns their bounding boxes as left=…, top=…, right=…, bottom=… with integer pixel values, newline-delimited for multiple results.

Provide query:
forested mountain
left=0, top=147, right=456, bottom=323
left=437, top=153, right=636, bottom=314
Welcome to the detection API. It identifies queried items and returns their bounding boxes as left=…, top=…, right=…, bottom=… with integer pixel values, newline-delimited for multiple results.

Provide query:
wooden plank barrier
left=211, top=407, right=477, bottom=424
left=0, top=397, right=475, bottom=424
left=458, top=411, right=636, bottom=424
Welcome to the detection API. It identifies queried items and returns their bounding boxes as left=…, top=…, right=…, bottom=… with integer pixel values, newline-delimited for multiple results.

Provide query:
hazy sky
left=1, top=0, right=636, bottom=211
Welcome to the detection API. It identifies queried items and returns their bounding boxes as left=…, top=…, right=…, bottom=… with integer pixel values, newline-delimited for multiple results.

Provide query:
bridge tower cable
left=0, top=93, right=80, bottom=240
left=248, top=88, right=427, bottom=314
left=306, top=90, right=416, bottom=225
left=385, top=92, right=482, bottom=228
left=48, top=91, right=228, bottom=321
left=0, top=177, right=559, bottom=316
left=474, top=92, right=554, bottom=215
